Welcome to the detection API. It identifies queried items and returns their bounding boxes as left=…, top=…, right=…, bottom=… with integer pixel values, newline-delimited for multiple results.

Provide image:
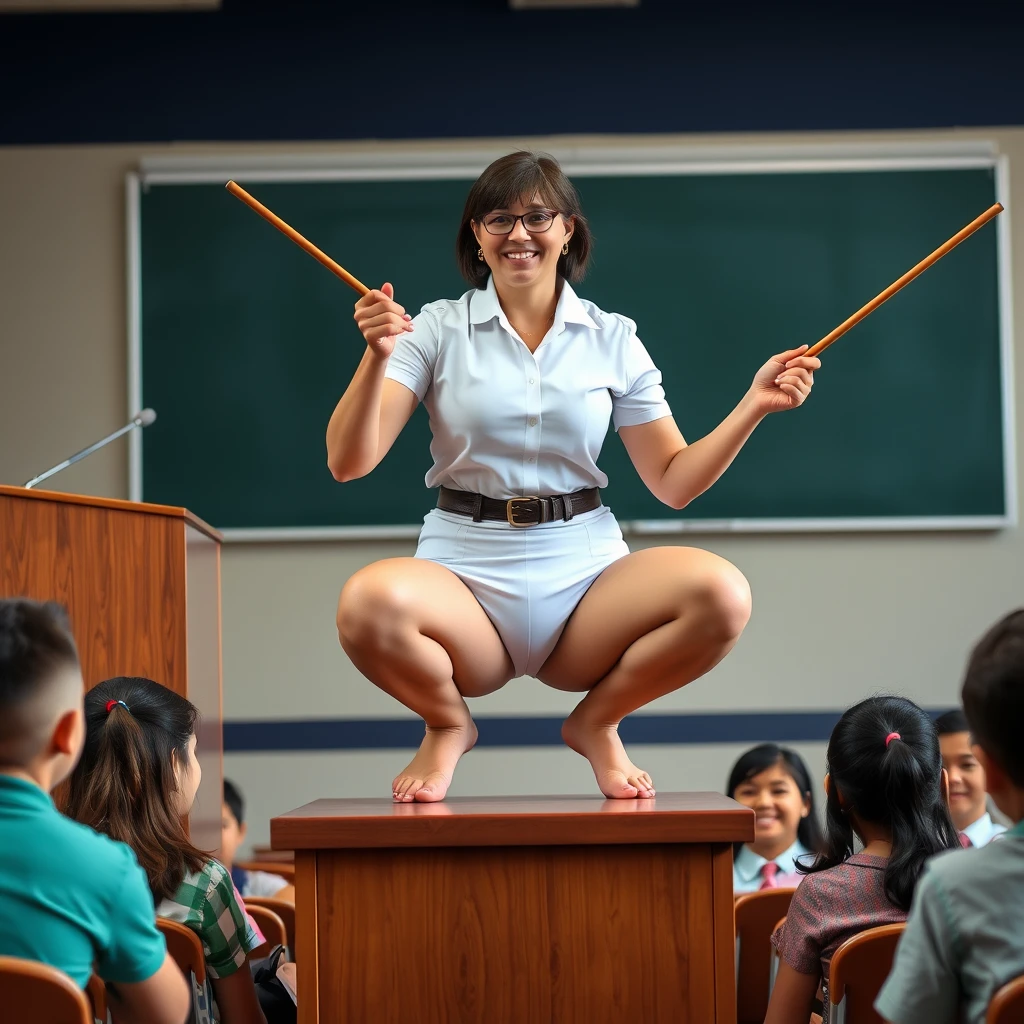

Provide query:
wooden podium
left=273, top=793, right=753, bottom=1024
left=0, top=485, right=223, bottom=850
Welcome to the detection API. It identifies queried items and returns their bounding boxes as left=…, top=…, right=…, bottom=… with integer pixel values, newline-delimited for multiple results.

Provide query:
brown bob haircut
left=456, top=151, right=593, bottom=289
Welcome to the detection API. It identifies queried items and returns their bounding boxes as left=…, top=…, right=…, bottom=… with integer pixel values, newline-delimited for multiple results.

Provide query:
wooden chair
left=157, top=917, right=211, bottom=1024
left=988, top=974, right=1024, bottom=1023
left=0, top=956, right=93, bottom=1024
left=768, top=915, right=787, bottom=995
left=236, top=859, right=295, bottom=883
left=734, top=888, right=798, bottom=1024
left=828, top=922, right=905, bottom=1024
left=245, top=896, right=296, bottom=957
left=87, top=972, right=108, bottom=1022
left=246, top=903, right=289, bottom=960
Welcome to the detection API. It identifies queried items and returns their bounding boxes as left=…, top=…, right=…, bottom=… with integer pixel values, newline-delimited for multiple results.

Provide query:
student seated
left=877, top=610, right=1024, bottom=1024
left=0, top=599, right=188, bottom=1024
left=65, top=675, right=268, bottom=1024
left=935, top=707, right=1007, bottom=846
left=222, top=779, right=294, bottom=901
left=764, top=695, right=962, bottom=1024
left=726, top=743, right=823, bottom=892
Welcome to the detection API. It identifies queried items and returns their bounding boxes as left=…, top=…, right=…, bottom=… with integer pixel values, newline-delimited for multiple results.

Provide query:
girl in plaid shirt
left=764, top=696, right=962, bottom=1024
left=67, top=676, right=267, bottom=1024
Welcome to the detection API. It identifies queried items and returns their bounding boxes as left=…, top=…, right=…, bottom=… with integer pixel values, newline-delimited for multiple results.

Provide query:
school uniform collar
left=469, top=275, right=599, bottom=332
left=963, top=811, right=1008, bottom=846
left=0, top=772, right=52, bottom=810
left=734, top=839, right=810, bottom=883
left=963, top=812, right=993, bottom=846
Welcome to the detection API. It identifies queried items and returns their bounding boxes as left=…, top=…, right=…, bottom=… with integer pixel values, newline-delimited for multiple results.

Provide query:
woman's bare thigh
left=537, top=546, right=751, bottom=692
left=338, top=557, right=515, bottom=697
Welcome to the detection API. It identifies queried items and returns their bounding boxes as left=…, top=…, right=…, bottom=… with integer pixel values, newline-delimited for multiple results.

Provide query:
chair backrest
left=245, top=896, right=296, bottom=956
left=87, top=972, right=108, bottom=1022
left=157, top=917, right=207, bottom=984
left=828, top=923, right=906, bottom=1024
left=734, top=888, right=798, bottom=1024
left=246, top=903, right=289, bottom=960
left=768, top=915, right=787, bottom=995
left=988, top=974, right=1024, bottom=1024
left=0, top=956, right=93, bottom=1024
left=236, top=859, right=295, bottom=883
left=157, top=918, right=213, bottom=1024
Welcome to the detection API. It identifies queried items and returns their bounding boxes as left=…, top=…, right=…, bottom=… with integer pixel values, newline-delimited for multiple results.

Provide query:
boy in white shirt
left=935, top=707, right=1007, bottom=846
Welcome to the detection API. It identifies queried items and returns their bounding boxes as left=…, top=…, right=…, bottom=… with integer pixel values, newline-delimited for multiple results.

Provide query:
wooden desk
left=272, top=793, right=752, bottom=1024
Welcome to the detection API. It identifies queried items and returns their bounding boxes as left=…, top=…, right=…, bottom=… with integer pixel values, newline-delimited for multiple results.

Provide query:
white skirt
left=415, top=504, right=629, bottom=678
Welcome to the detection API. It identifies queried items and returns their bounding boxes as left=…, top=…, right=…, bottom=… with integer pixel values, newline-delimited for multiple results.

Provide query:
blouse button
left=528, top=457, right=536, bottom=463
left=529, top=417, right=537, bottom=426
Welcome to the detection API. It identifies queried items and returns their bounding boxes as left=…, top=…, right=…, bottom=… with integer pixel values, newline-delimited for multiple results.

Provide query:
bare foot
left=562, top=712, right=655, bottom=799
left=392, top=718, right=478, bottom=803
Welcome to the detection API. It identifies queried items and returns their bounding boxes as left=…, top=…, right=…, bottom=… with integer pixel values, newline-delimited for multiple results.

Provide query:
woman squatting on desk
left=326, top=151, right=819, bottom=803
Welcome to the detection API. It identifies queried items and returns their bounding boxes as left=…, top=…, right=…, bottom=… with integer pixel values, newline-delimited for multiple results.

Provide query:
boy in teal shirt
left=0, top=598, right=188, bottom=1024
left=877, top=608, right=1024, bottom=1024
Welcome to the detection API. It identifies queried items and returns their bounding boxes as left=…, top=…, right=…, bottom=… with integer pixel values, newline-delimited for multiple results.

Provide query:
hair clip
left=105, top=699, right=130, bottom=715
left=885, top=732, right=901, bottom=747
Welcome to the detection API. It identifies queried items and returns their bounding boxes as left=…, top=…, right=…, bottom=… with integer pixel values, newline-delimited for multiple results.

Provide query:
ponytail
left=65, top=677, right=206, bottom=903
left=876, top=731, right=959, bottom=908
left=803, top=695, right=960, bottom=909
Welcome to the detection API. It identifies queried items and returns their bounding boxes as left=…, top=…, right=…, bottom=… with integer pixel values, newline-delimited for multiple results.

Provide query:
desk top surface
left=271, top=792, right=754, bottom=849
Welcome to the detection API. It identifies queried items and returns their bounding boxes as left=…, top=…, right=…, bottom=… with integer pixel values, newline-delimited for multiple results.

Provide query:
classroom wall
left=1, top=128, right=1022, bottom=851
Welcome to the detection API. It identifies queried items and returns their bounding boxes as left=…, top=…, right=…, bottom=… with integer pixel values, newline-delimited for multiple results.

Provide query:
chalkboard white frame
left=126, top=138, right=1015, bottom=541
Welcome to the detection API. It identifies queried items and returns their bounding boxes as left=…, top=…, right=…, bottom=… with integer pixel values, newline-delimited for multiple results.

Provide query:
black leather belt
left=437, top=486, right=601, bottom=527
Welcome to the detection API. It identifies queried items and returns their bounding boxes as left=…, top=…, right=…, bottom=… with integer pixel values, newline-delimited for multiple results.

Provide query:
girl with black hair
left=764, top=695, right=962, bottom=1024
left=726, top=743, right=824, bottom=892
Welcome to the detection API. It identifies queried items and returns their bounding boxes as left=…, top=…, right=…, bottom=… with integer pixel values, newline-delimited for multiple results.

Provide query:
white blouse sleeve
left=382, top=305, right=440, bottom=402
left=610, top=315, right=673, bottom=431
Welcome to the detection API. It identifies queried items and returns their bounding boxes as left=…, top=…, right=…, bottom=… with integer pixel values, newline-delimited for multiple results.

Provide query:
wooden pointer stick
left=807, top=202, right=1004, bottom=358
left=225, top=180, right=370, bottom=296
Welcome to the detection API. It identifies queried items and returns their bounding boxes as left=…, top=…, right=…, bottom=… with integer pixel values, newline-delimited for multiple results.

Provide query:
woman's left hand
left=747, top=345, right=821, bottom=415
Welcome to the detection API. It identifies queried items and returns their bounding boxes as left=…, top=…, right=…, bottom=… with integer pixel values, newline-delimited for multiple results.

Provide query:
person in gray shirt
left=877, top=609, right=1024, bottom=1024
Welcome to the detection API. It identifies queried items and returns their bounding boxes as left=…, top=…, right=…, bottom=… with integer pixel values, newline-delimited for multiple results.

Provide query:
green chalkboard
left=136, top=164, right=1007, bottom=532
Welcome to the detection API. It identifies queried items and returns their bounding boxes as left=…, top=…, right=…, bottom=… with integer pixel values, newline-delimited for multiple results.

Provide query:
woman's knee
left=336, top=567, right=411, bottom=655
left=690, top=559, right=752, bottom=641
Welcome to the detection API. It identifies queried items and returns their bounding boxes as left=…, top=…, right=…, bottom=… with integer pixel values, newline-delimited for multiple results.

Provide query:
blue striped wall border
left=222, top=710, right=952, bottom=753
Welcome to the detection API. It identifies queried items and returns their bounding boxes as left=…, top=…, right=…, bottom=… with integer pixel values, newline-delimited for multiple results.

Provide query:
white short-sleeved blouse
left=383, top=276, right=672, bottom=499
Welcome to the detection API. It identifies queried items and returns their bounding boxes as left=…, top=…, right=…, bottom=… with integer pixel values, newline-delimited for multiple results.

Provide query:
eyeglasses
left=480, top=209, right=561, bottom=235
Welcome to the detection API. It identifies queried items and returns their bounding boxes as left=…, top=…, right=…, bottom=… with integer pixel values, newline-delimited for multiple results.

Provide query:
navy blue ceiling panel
left=1, top=1, right=1022, bottom=144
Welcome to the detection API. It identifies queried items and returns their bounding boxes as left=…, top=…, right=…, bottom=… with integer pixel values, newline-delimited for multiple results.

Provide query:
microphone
left=24, top=409, right=157, bottom=489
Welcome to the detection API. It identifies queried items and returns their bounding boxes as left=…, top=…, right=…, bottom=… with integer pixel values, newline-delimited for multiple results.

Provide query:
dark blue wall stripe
left=222, top=710, right=951, bottom=753
left=2, top=2, right=1023, bottom=145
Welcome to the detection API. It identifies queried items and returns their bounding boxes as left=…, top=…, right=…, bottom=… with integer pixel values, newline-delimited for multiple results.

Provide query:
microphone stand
left=24, top=410, right=156, bottom=489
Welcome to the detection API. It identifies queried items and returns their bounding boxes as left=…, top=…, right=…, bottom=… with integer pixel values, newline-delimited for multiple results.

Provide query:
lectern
left=273, top=792, right=753, bottom=1024
left=0, top=485, right=223, bottom=849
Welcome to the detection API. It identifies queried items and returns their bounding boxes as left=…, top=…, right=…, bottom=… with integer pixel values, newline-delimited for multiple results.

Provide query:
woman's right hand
left=353, top=282, right=414, bottom=360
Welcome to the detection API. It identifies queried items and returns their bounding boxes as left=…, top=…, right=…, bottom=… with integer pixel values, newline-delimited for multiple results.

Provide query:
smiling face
left=939, top=730, right=988, bottom=830
left=472, top=193, right=573, bottom=295
left=732, top=761, right=811, bottom=859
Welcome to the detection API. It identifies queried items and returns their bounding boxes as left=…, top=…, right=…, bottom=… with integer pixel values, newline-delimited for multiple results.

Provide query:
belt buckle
left=506, top=495, right=540, bottom=527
